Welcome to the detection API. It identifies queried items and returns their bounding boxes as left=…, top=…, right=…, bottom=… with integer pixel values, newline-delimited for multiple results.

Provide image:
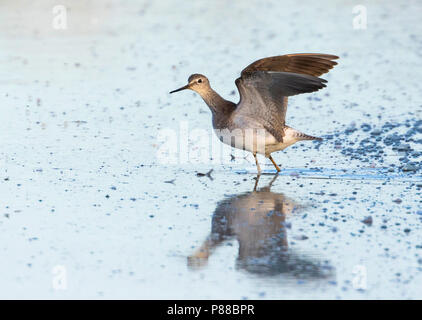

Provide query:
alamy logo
left=352, top=265, right=367, bottom=290
left=52, top=5, right=68, bottom=30
left=52, top=265, right=67, bottom=290
left=156, top=121, right=267, bottom=165
left=352, top=5, right=367, bottom=30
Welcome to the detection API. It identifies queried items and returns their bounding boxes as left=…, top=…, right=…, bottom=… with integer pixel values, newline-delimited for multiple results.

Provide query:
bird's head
left=170, top=74, right=210, bottom=94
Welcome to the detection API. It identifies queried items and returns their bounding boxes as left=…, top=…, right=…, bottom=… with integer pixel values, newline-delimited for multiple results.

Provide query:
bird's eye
left=197, top=79, right=202, bottom=83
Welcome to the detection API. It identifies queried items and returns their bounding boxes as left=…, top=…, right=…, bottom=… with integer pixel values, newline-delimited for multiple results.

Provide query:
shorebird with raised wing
left=170, top=53, right=339, bottom=174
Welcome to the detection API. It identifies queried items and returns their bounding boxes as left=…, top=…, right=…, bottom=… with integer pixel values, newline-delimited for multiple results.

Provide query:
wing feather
left=241, top=53, right=339, bottom=77
left=234, top=53, right=339, bottom=142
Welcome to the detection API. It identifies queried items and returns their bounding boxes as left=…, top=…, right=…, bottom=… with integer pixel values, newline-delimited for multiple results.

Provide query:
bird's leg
left=253, top=173, right=261, bottom=191
left=253, top=152, right=261, bottom=175
left=269, top=155, right=281, bottom=172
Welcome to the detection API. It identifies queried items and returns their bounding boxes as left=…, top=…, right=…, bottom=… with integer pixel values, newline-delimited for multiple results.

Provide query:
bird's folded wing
left=235, top=71, right=328, bottom=142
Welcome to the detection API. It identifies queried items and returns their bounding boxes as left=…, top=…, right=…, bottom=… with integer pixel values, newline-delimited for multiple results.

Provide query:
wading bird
left=170, top=53, right=339, bottom=174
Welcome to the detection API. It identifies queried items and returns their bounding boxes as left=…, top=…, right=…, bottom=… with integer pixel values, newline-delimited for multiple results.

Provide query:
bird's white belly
left=213, top=127, right=297, bottom=157
left=265, top=128, right=299, bottom=154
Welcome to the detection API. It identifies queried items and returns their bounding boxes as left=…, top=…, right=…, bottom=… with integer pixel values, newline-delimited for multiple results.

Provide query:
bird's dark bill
left=169, top=84, right=190, bottom=94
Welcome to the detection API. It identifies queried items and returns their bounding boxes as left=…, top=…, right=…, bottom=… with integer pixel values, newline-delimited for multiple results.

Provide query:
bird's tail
left=295, top=131, right=323, bottom=141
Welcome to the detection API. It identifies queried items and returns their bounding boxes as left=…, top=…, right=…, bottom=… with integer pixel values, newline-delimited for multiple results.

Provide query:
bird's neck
left=198, top=87, right=236, bottom=115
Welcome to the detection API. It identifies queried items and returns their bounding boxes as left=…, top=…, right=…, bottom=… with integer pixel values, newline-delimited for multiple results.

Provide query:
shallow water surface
left=0, top=0, right=421, bottom=299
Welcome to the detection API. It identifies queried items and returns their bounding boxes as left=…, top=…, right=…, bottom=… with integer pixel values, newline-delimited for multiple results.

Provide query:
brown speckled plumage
left=170, top=53, right=339, bottom=174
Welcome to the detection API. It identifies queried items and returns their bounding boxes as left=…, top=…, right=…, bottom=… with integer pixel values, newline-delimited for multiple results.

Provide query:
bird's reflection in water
left=188, top=175, right=334, bottom=280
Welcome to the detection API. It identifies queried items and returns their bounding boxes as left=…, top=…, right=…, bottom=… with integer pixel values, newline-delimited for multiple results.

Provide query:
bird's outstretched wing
left=234, top=53, right=339, bottom=142
left=241, top=53, right=339, bottom=77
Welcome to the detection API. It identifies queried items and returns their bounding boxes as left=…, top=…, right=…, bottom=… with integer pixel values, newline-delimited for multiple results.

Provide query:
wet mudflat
left=0, top=0, right=421, bottom=299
